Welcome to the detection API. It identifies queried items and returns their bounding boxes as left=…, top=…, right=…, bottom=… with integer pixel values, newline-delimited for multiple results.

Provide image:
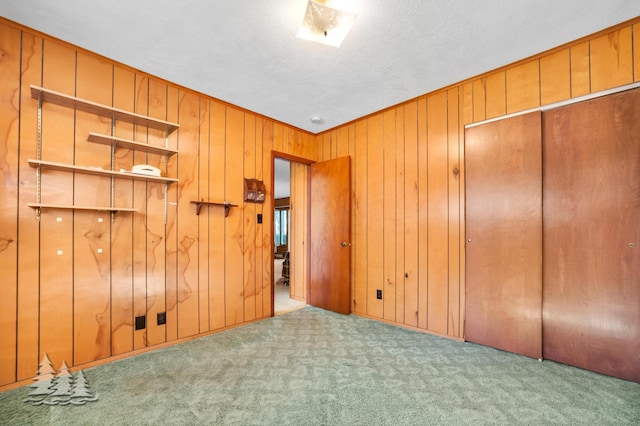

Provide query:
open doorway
left=273, top=158, right=306, bottom=315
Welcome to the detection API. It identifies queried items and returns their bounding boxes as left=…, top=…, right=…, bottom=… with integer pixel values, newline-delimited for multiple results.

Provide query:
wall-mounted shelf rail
left=27, top=203, right=138, bottom=213
left=191, top=201, right=238, bottom=217
left=29, top=159, right=178, bottom=184
left=30, top=85, right=180, bottom=133
left=87, top=132, right=178, bottom=156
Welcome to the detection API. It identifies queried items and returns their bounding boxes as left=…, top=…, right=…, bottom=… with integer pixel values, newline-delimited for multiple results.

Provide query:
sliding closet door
left=543, top=89, right=640, bottom=383
left=465, top=111, right=542, bottom=359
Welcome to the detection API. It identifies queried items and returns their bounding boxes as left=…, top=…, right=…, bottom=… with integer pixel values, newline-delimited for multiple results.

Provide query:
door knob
left=341, top=241, right=351, bottom=247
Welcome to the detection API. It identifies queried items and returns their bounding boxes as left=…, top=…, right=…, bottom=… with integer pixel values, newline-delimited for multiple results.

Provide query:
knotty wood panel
left=416, top=97, right=428, bottom=330
left=506, top=60, right=540, bottom=114
left=147, top=79, right=170, bottom=345
left=254, top=118, right=265, bottom=318
left=111, top=66, right=135, bottom=356
left=395, top=107, right=406, bottom=324
left=485, top=71, right=506, bottom=119
left=176, top=91, right=200, bottom=338
left=225, top=107, right=245, bottom=326
left=590, top=27, right=633, bottom=93
left=73, top=52, right=112, bottom=365
left=132, top=75, right=149, bottom=350
left=382, top=109, right=396, bottom=321
left=243, top=114, right=257, bottom=322
left=0, top=23, right=20, bottom=386
left=39, top=39, right=75, bottom=371
left=570, top=41, right=590, bottom=97
left=465, top=111, right=542, bottom=359
left=426, top=92, right=449, bottom=335
left=16, top=31, right=43, bottom=381
left=198, top=98, right=211, bottom=333
left=366, top=113, right=384, bottom=319
left=164, top=85, right=180, bottom=341
left=540, top=49, right=571, bottom=105
left=543, top=89, right=640, bottom=382
left=353, top=120, right=368, bottom=315
left=403, top=102, right=418, bottom=328
left=208, top=101, right=226, bottom=330
left=447, top=88, right=461, bottom=337
left=261, top=119, right=273, bottom=317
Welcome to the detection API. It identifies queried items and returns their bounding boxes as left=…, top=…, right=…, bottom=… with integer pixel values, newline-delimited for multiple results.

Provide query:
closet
left=465, top=88, right=640, bottom=383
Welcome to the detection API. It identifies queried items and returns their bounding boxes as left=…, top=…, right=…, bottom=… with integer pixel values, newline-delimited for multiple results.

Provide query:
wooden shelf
left=87, top=132, right=178, bottom=156
left=30, top=85, right=180, bottom=133
left=29, top=159, right=178, bottom=184
left=28, top=203, right=138, bottom=213
left=190, top=201, right=238, bottom=217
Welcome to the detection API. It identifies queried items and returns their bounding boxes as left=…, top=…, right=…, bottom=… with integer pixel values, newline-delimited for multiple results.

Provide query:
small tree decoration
left=23, top=354, right=98, bottom=406
left=23, top=353, right=56, bottom=405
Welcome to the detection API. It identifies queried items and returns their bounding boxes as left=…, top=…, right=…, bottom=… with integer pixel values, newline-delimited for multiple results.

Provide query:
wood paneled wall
left=317, top=19, right=640, bottom=339
left=0, top=18, right=315, bottom=389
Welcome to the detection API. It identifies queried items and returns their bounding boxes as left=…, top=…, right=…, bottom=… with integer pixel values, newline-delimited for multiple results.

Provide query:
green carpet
left=1, top=307, right=638, bottom=425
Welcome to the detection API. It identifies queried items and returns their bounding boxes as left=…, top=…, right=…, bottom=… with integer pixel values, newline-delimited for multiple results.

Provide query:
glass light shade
left=296, top=0, right=357, bottom=47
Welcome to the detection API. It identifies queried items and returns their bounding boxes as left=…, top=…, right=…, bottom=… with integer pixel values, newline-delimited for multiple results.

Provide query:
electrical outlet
left=376, top=289, right=382, bottom=300
left=257, top=213, right=263, bottom=224
left=157, top=312, right=166, bottom=325
left=135, top=315, right=146, bottom=330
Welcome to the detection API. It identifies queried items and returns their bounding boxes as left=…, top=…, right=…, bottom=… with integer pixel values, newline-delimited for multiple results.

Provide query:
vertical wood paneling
left=382, top=110, right=396, bottom=321
left=0, top=23, right=20, bottom=385
left=39, top=39, right=75, bottom=370
left=261, top=119, right=273, bottom=317
left=590, top=27, right=633, bottom=92
left=485, top=71, right=506, bottom=119
left=366, top=113, right=384, bottom=318
left=197, top=98, right=211, bottom=333
left=164, top=85, right=179, bottom=341
left=254, top=118, right=265, bottom=318
left=111, top=67, right=135, bottom=356
left=225, top=107, right=245, bottom=325
left=459, top=83, right=473, bottom=340
left=426, top=92, right=449, bottom=335
left=353, top=120, right=368, bottom=315
left=73, top=52, right=112, bottom=365
left=403, top=102, right=418, bottom=327
left=417, top=97, right=428, bottom=330
left=447, top=88, right=461, bottom=338
left=176, top=91, right=200, bottom=338
left=291, top=162, right=308, bottom=301
left=337, top=126, right=349, bottom=158
left=394, top=107, right=405, bottom=324
left=570, top=41, right=590, bottom=97
left=635, top=24, right=640, bottom=82
left=540, top=49, right=571, bottom=105
left=16, top=31, right=43, bottom=381
left=472, top=78, right=486, bottom=122
left=506, top=60, right=540, bottom=113
left=348, top=124, right=356, bottom=310
left=243, top=114, right=257, bottom=322
left=209, top=101, right=226, bottom=330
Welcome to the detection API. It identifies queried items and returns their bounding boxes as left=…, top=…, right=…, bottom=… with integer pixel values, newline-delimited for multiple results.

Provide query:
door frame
left=270, top=151, right=315, bottom=316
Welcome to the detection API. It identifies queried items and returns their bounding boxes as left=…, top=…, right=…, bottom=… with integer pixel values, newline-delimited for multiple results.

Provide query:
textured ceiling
left=1, top=1, right=639, bottom=133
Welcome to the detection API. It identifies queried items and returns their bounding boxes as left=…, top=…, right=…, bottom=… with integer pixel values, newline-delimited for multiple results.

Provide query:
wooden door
left=543, top=89, right=640, bottom=383
left=465, top=111, right=543, bottom=359
left=309, top=156, right=351, bottom=315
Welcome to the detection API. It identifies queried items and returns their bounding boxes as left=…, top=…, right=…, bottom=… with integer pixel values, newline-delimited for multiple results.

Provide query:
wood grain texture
left=254, top=118, right=265, bottom=318
left=485, top=71, right=506, bottom=119
left=540, top=49, right=570, bottom=105
left=417, top=97, right=428, bottom=330
left=403, top=102, right=418, bottom=327
left=16, top=31, right=43, bottom=381
left=198, top=98, right=211, bottom=333
left=366, top=113, right=384, bottom=319
left=446, top=88, right=460, bottom=338
left=590, top=27, right=633, bottom=93
left=472, top=78, right=486, bottom=122
left=243, top=114, right=257, bottom=322
left=309, top=156, right=351, bottom=315
left=635, top=24, right=640, bottom=82
left=0, top=22, right=20, bottom=386
left=426, top=92, right=449, bottom=335
left=353, top=120, right=368, bottom=315
left=395, top=107, right=406, bottom=324
left=261, top=119, right=273, bottom=318
left=290, top=162, right=308, bottom=301
left=506, top=60, right=540, bottom=113
left=465, top=111, right=542, bottom=359
left=382, top=109, right=396, bottom=321
left=570, top=41, right=590, bottom=97
left=39, top=39, right=75, bottom=372
left=543, top=89, right=640, bottom=382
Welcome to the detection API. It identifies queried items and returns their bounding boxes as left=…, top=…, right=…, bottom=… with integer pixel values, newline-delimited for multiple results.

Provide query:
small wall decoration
left=244, top=178, right=266, bottom=203
left=23, top=353, right=98, bottom=406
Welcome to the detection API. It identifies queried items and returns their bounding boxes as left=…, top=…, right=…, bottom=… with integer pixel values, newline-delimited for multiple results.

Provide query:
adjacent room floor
left=274, top=258, right=306, bottom=315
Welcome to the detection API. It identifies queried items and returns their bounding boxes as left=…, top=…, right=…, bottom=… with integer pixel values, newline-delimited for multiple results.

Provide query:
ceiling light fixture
left=296, top=0, right=358, bottom=47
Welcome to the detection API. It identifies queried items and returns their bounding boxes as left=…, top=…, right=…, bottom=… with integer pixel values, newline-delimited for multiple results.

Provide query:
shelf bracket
left=190, top=201, right=237, bottom=217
